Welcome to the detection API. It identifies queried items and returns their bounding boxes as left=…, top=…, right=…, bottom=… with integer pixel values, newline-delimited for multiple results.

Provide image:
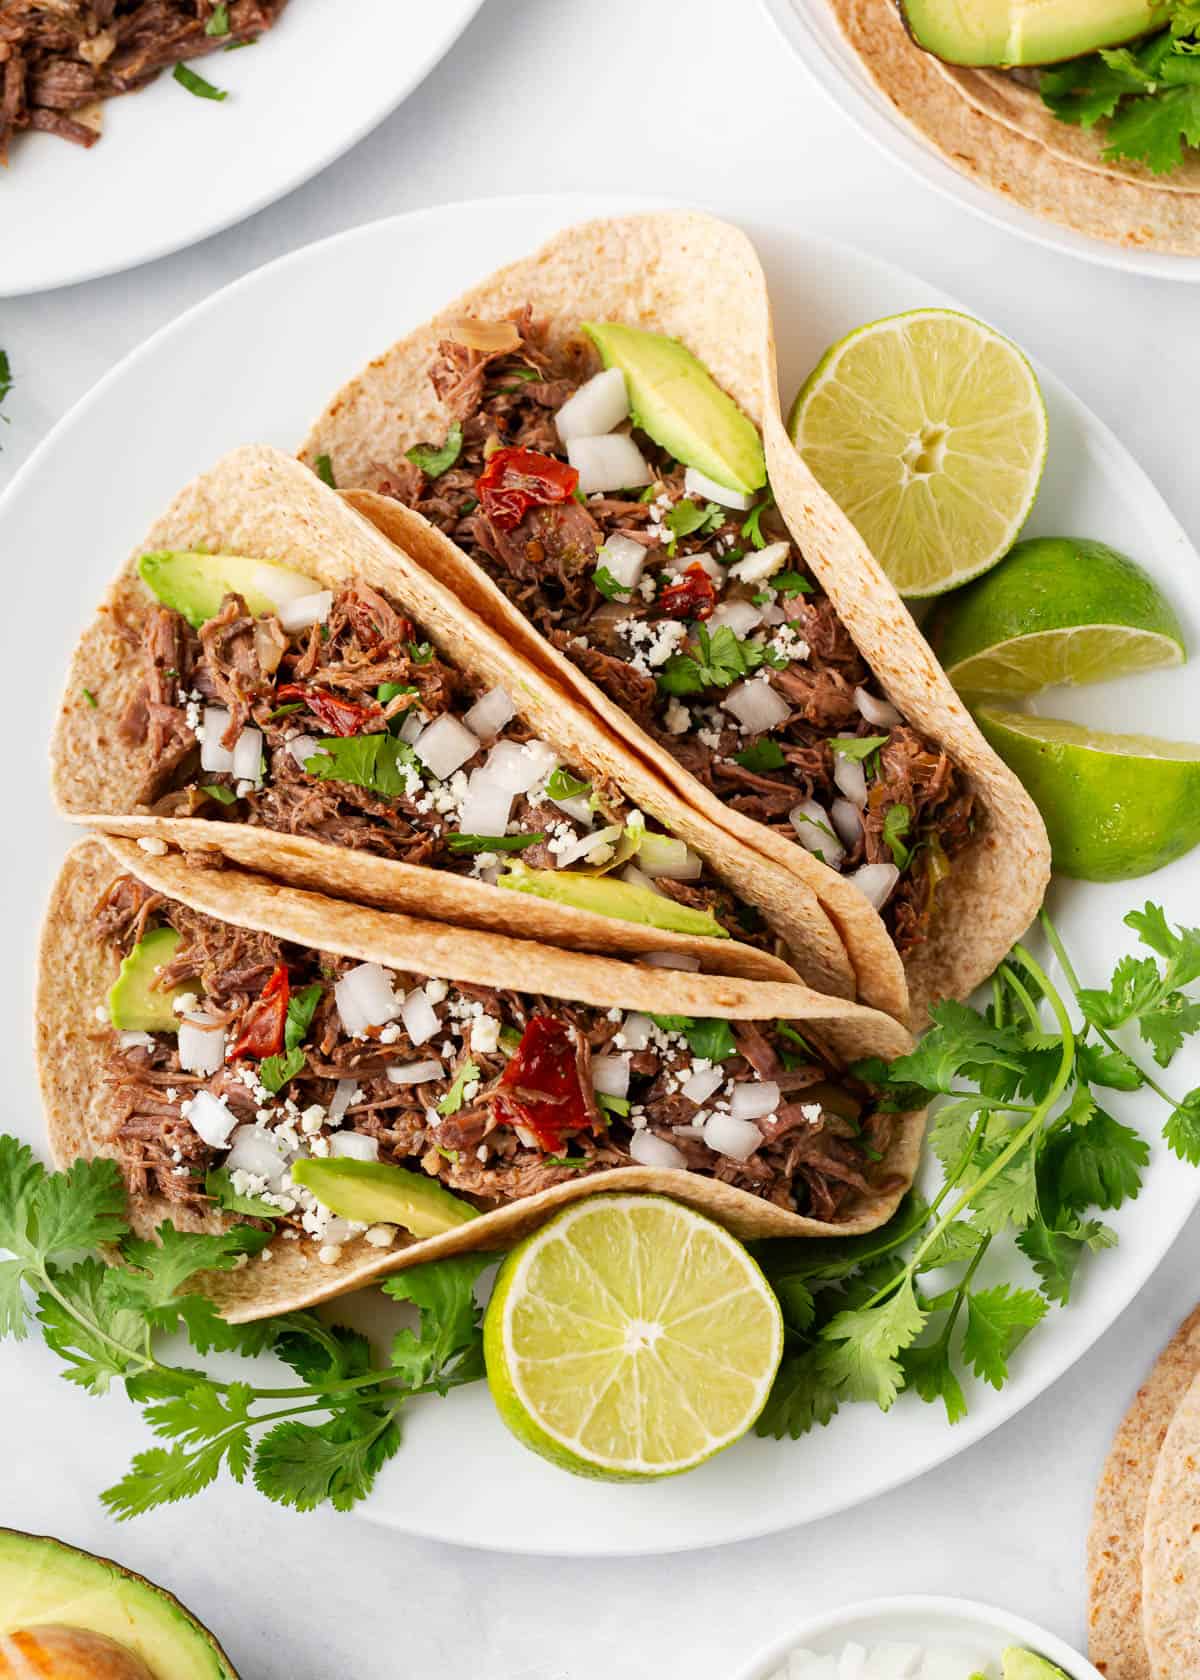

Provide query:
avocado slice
left=290, top=1158, right=478, bottom=1236
left=496, top=865, right=730, bottom=940
left=898, top=0, right=1170, bottom=67
left=0, top=1528, right=238, bottom=1679
left=138, top=550, right=322, bottom=630
left=582, top=321, right=766, bottom=496
left=1002, top=1651, right=1072, bottom=1680
left=108, top=927, right=195, bottom=1033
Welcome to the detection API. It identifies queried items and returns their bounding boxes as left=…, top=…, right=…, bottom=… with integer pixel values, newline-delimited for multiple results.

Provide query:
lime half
left=484, top=1195, right=783, bottom=1481
left=929, top=537, right=1185, bottom=697
left=976, top=706, right=1200, bottom=881
left=788, top=309, right=1048, bottom=597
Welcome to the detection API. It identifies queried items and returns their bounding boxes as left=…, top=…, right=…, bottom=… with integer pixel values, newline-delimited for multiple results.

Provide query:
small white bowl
left=733, top=1596, right=1101, bottom=1680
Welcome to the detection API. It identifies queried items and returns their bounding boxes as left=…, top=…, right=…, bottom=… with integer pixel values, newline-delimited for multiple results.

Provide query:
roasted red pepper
left=658, top=561, right=717, bottom=621
left=477, top=447, right=580, bottom=532
left=492, top=1015, right=593, bottom=1152
left=275, top=683, right=383, bottom=738
left=230, top=964, right=289, bottom=1061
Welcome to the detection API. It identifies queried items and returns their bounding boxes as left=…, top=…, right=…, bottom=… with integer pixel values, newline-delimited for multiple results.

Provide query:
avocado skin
left=497, top=865, right=729, bottom=941
left=290, top=1157, right=478, bottom=1236
left=138, top=550, right=311, bottom=630
left=0, top=1528, right=238, bottom=1679
left=582, top=321, right=766, bottom=496
left=108, top=926, right=191, bottom=1033
left=896, top=0, right=1171, bottom=67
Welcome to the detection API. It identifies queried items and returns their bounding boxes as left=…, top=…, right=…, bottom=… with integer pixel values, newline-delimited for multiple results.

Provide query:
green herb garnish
left=267, top=702, right=305, bottom=722
left=664, top=498, right=725, bottom=553
left=740, top=491, right=776, bottom=549
left=1041, top=14, right=1200, bottom=176
left=438, top=1061, right=481, bottom=1116
left=593, top=565, right=631, bottom=601
left=409, top=642, right=435, bottom=665
left=406, top=424, right=463, bottom=479
left=771, top=570, right=813, bottom=597
left=304, top=736, right=420, bottom=798
left=205, top=2, right=231, bottom=35
left=81, top=687, right=98, bottom=709
left=173, top=62, right=227, bottom=100
left=658, top=625, right=777, bottom=695
left=258, top=1048, right=305, bottom=1095
left=545, top=767, right=591, bottom=801
left=200, top=783, right=238, bottom=805
left=446, top=833, right=546, bottom=855
left=831, top=735, right=889, bottom=764
left=205, top=1166, right=277, bottom=1219
left=284, top=983, right=323, bottom=1053
left=650, top=1015, right=737, bottom=1062
left=883, top=803, right=912, bottom=869
left=734, top=739, right=787, bottom=773
left=597, top=1095, right=632, bottom=1118
left=313, top=454, right=336, bottom=489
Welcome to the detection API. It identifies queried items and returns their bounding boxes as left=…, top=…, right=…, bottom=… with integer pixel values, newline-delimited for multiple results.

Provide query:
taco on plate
left=301, top=210, right=1049, bottom=1023
left=52, top=443, right=855, bottom=994
left=37, top=836, right=920, bottom=1321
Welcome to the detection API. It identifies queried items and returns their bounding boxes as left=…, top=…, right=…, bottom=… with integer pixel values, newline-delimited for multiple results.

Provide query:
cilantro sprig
left=657, top=624, right=785, bottom=696
left=756, top=902, right=1200, bottom=1439
left=0, top=1137, right=491, bottom=1518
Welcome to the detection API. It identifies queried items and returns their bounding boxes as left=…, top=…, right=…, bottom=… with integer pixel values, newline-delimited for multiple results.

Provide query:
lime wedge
left=976, top=706, right=1200, bottom=881
left=929, top=537, right=1185, bottom=696
left=788, top=309, right=1048, bottom=597
left=483, top=1195, right=783, bottom=1481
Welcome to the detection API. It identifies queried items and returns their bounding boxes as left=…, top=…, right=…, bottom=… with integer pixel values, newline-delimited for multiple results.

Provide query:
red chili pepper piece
left=275, top=683, right=383, bottom=738
left=230, top=963, right=289, bottom=1061
left=658, top=561, right=717, bottom=621
left=492, top=1015, right=593, bottom=1152
left=477, top=447, right=580, bottom=532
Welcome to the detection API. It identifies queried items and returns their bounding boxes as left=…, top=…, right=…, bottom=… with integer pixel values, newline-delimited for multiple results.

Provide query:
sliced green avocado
left=138, top=550, right=321, bottom=630
left=290, top=1158, right=478, bottom=1236
left=0, top=1528, right=238, bottom=1679
left=898, top=0, right=1170, bottom=67
left=1002, top=1650, right=1073, bottom=1680
left=582, top=321, right=766, bottom=496
left=496, top=865, right=729, bottom=940
left=108, top=927, right=195, bottom=1033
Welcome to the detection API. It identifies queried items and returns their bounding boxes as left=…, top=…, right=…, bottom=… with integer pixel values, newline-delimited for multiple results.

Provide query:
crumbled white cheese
left=470, top=1015, right=501, bottom=1055
left=663, top=697, right=691, bottom=735
left=172, top=992, right=200, bottom=1017
left=769, top=627, right=810, bottom=665
left=300, top=1104, right=327, bottom=1136
left=93, top=1004, right=110, bottom=1024
left=364, top=1225, right=396, bottom=1248
left=317, top=1244, right=343, bottom=1266
left=424, top=978, right=449, bottom=1004
left=729, top=541, right=791, bottom=585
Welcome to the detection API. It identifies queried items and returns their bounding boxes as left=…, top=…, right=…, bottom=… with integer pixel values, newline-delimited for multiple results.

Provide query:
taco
left=300, top=210, right=1049, bottom=1024
left=826, top=0, right=1200, bottom=256
left=52, top=443, right=856, bottom=996
left=37, top=836, right=920, bottom=1321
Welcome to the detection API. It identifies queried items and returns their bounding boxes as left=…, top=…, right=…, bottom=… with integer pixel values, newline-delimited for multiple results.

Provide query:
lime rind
left=948, top=624, right=1185, bottom=697
left=788, top=308, right=1048, bottom=597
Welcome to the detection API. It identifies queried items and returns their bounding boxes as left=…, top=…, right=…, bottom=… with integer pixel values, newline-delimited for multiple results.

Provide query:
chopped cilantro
left=200, top=784, right=239, bottom=805
left=259, top=1047, right=305, bottom=1095
left=593, top=565, right=631, bottom=602
left=284, top=983, right=323, bottom=1053
left=81, top=687, right=98, bottom=709
left=883, top=803, right=913, bottom=869
left=409, top=642, right=435, bottom=665
left=774, top=1021, right=813, bottom=1057
left=658, top=624, right=776, bottom=695
left=649, top=1014, right=737, bottom=1062
left=205, top=1166, right=277, bottom=1218
left=735, top=739, right=787, bottom=774
left=267, top=702, right=305, bottom=721
left=772, top=570, right=813, bottom=597
left=499, top=1025, right=523, bottom=1050
left=639, top=484, right=660, bottom=503
left=542, top=1155, right=593, bottom=1169
left=438, top=1060, right=481, bottom=1117
left=665, top=498, right=726, bottom=553
left=376, top=682, right=417, bottom=705
left=304, top=735, right=420, bottom=798
left=313, top=454, right=336, bottom=489
left=546, top=767, right=590, bottom=801
left=406, top=424, right=463, bottom=479
left=460, top=496, right=478, bottom=515
left=831, top=735, right=889, bottom=764
left=446, top=833, right=546, bottom=855
left=173, top=62, right=227, bottom=100
left=597, top=1094, right=631, bottom=1118
left=740, top=491, right=776, bottom=549
left=205, top=3, right=231, bottom=35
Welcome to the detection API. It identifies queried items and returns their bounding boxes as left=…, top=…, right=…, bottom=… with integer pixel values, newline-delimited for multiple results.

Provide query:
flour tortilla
left=301, top=209, right=1050, bottom=1024
left=1143, top=1357, right=1200, bottom=1675
left=1087, top=1304, right=1200, bottom=1678
left=51, top=442, right=847, bottom=996
left=829, top=0, right=1200, bottom=256
left=36, top=836, right=921, bottom=1323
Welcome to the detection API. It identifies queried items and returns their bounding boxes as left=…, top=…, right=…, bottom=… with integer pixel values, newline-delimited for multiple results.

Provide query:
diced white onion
left=681, top=1066, right=724, bottom=1105
left=117, top=1030, right=155, bottom=1051
left=463, top=686, right=515, bottom=740
left=683, top=466, right=754, bottom=511
left=833, top=752, right=868, bottom=809
left=619, top=863, right=663, bottom=896
left=722, top=676, right=791, bottom=734
left=637, top=832, right=703, bottom=881
left=253, top=562, right=321, bottom=606
left=178, top=1013, right=226, bottom=1077
left=619, top=1012, right=654, bottom=1050
left=642, top=951, right=702, bottom=971
left=789, top=800, right=845, bottom=868
left=185, top=1090, right=239, bottom=1150
left=703, top=1110, right=762, bottom=1162
left=224, top=1124, right=289, bottom=1189
left=730, top=1080, right=781, bottom=1121
left=401, top=986, right=440, bottom=1046
left=709, top=599, right=765, bottom=638
left=630, top=1131, right=688, bottom=1169
left=854, top=686, right=902, bottom=728
left=398, top=710, right=426, bottom=745
left=457, top=770, right=514, bottom=839
left=730, top=540, right=792, bottom=587
left=485, top=739, right=557, bottom=795
left=320, top=1216, right=357, bottom=1245
left=761, top=604, right=786, bottom=626
left=329, top=1078, right=357, bottom=1124
left=666, top=550, right=724, bottom=584
left=555, top=367, right=629, bottom=442
left=232, top=726, right=264, bottom=787
left=849, top=861, right=900, bottom=909
left=276, top=590, right=332, bottom=633
left=200, top=706, right=235, bottom=773
left=567, top=433, right=652, bottom=495
left=328, top=1130, right=379, bottom=1162
left=596, top=533, right=646, bottom=590
left=831, top=796, right=864, bottom=849
left=551, top=792, right=594, bottom=827
left=553, top=823, right=622, bottom=870
left=413, top=714, right=481, bottom=781
left=288, top=733, right=321, bottom=770
left=590, top=1054, right=630, bottom=1099
left=386, top=1058, right=444, bottom=1087
left=334, top=962, right=400, bottom=1037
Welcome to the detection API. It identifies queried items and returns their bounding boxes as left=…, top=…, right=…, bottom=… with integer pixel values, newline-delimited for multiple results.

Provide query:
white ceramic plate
left=762, top=0, right=1200, bottom=282
left=3, top=194, right=1199, bottom=1555
left=0, top=0, right=485, bottom=297
left=734, top=1595, right=1102, bottom=1680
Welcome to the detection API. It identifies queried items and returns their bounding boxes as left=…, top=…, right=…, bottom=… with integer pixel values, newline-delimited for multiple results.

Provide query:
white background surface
left=5, top=0, right=1200, bottom=1674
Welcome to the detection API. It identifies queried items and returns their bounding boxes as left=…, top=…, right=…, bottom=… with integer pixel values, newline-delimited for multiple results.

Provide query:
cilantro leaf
left=259, top=1047, right=305, bottom=1094
left=1138, top=994, right=1200, bottom=1067
left=205, top=2, right=230, bottom=34
left=657, top=624, right=765, bottom=695
left=304, top=734, right=420, bottom=797
left=740, top=491, right=776, bottom=549
left=438, top=1061, right=480, bottom=1116
left=962, top=1284, right=1046, bottom=1389
left=819, top=1276, right=925, bottom=1409
left=885, top=1000, right=1030, bottom=1097
left=1050, top=1103, right=1148, bottom=1211
left=313, top=453, right=336, bottom=488
left=968, top=1142, right=1039, bottom=1236
left=1104, top=80, right=1200, bottom=173
left=685, top=1018, right=738, bottom=1062
left=200, top=783, right=238, bottom=805
left=756, top=1347, right=840, bottom=1438
left=664, top=498, right=725, bottom=550
left=734, top=739, right=787, bottom=773
left=770, top=570, right=812, bottom=597
left=901, top=1337, right=967, bottom=1425
left=1165, top=1087, right=1200, bottom=1164
left=447, top=832, right=545, bottom=855
left=546, top=767, right=590, bottom=801
left=104, top=1439, right=234, bottom=1519
left=284, top=982, right=322, bottom=1053
left=1075, top=1040, right=1144, bottom=1091
left=406, top=423, right=463, bottom=478
left=882, top=802, right=912, bottom=868
left=253, top=1411, right=400, bottom=1513
left=383, top=1252, right=492, bottom=1393
left=205, top=1167, right=279, bottom=1220
left=173, top=62, right=226, bottom=100
left=27, top=1154, right=128, bottom=1260
left=831, top=735, right=889, bottom=764
left=1017, top=1214, right=1114, bottom=1307
left=592, top=565, right=631, bottom=602
left=37, top=1260, right=146, bottom=1395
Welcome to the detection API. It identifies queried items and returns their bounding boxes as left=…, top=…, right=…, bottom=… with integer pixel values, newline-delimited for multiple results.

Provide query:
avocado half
left=897, top=0, right=1171, bottom=67
left=0, top=1529, right=238, bottom=1680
